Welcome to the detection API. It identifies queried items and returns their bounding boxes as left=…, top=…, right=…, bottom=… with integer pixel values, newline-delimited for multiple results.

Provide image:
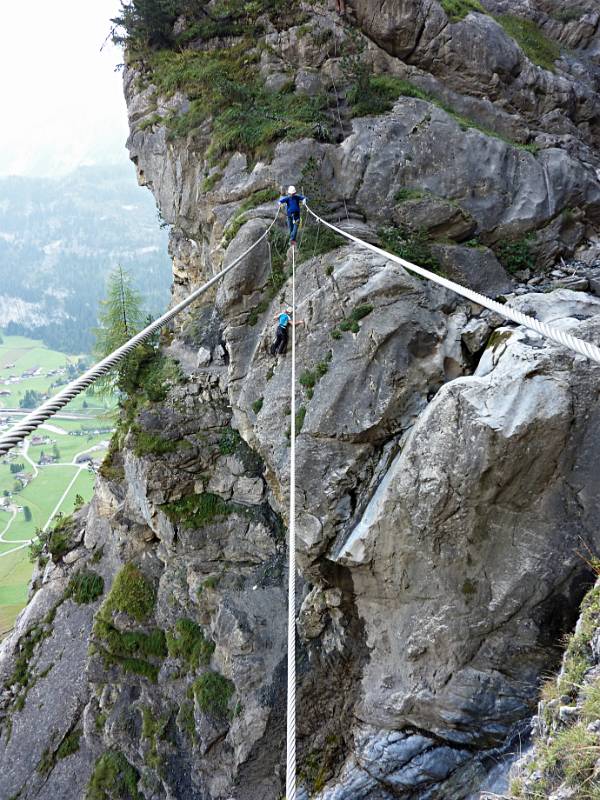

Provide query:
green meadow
left=0, top=332, right=113, bottom=636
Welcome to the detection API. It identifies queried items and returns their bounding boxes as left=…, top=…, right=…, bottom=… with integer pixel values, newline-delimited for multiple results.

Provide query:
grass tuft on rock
left=145, top=45, right=330, bottom=162
left=348, top=70, right=430, bottom=117
left=29, top=514, right=75, bottom=564
left=440, top=0, right=484, bottom=22
left=161, top=493, right=233, bottom=529
left=86, top=750, right=141, bottom=800
left=495, top=14, right=560, bottom=71
left=65, top=570, right=105, bottom=605
left=166, top=618, right=215, bottom=670
left=56, top=728, right=81, bottom=761
left=102, top=564, right=156, bottom=622
left=131, top=428, right=179, bottom=458
left=379, top=226, right=443, bottom=274
left=494, top=237, right=535, bottom=274
left=297, top=224, right=346, bottom=264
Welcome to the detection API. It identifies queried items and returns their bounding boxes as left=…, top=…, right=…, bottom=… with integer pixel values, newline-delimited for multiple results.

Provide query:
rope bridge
left=2, top=200, right=600, bottom=800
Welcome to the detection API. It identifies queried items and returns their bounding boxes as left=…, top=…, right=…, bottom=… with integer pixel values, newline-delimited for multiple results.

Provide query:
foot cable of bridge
left=286, top=243, right=297, bottom=800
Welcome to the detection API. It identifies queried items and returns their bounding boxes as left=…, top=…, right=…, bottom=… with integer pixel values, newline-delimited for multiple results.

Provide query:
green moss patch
left=57, top=728, right=82, bottom=760
left=29, top=514, right=75, bottom=565
left=192, top=671, right=235, bottom=718
left=161, top=493, right=234, bottom=529
left=131, top=428, right=179, bottom=458
left=86, top=750, right=141, bottom=800
left=295, top=406, right=307, bottom=435
left=102, top=564, right=156, bottom=622
left=3, top=606, right=59, bottom=716
left=395, top=188, right=427, bottom=203
left=166, top=618, right=215, bottom=670
left=332, top=303, right=375, bottom=339
left=92, top=564, right=164, bottom=682
left=202, top=171, right=222, bottom=192
left=141, top=707, right=170, bottom=771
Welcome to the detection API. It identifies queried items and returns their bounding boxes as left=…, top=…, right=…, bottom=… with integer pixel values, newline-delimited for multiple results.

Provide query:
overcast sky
left=0, top=1, right=129, bottom=177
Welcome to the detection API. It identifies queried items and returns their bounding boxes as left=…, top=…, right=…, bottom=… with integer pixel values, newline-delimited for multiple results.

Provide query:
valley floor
left=0, top=333, right=113, bottom=635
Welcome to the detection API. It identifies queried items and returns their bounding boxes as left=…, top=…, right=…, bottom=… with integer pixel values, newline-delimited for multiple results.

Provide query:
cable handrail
left=304, top=204, right=600, bottom=366
left=0, top=208, right=281, bottom=458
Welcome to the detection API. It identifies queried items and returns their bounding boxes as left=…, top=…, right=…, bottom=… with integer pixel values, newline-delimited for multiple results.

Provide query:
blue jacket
left=279, top=194, right=306, bottom=218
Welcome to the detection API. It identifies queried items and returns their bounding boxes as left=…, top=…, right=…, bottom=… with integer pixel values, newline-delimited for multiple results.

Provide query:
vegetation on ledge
left=510, top=582, right=600, bottom=799
left=166, top=618, right=215, bottom=670
left=192, top=671, right=235, bottom=718
left=379, top=226, right=443, bottom=274
left=495, top=14, right=560, bottom=72
left=65, top=570, right=105, bottom=605
left=142, top=44, right=330, bottom=162
left=86, top=750, right=141, bottom=800
left=440, top=0, right=484, bottom=22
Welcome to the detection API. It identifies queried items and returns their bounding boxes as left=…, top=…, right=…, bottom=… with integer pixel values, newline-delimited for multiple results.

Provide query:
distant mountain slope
left=0, top=163, right=171, bottom=352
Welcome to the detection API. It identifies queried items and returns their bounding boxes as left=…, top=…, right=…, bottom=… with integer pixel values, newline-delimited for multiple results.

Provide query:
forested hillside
left=0, top=163, right=171, bottom=353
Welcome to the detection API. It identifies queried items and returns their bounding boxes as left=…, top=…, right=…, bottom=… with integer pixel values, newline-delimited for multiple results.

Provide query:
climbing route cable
left=0, top=208, right=281, bottom=458
left=286, top=244, right=297, bottom=800
left=4, top=192, right=600, bottom=800
left=305, top=204, right=600, bottom=366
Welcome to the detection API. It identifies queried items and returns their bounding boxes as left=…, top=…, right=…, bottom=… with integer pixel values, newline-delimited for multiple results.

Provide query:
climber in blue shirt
left=279, top=186, right=307, bottom=245
left=270, top=307, right=305, bottom=356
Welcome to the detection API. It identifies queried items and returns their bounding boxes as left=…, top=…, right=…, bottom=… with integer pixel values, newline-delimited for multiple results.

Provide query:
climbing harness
left=286, top=243, right=297, bottom=800
left=304, top=204, right=600, bottom=366
left=0, top=207, right=281, bottom=458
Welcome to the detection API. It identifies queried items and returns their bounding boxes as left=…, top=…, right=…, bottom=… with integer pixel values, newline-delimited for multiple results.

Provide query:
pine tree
left=93, top=266, right=145, bottom=396
left=111, top=0, right=180, bottom=48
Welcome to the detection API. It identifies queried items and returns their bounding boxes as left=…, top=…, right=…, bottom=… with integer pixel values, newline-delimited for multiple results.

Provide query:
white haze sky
left=0, top=0, right=129, bottom=177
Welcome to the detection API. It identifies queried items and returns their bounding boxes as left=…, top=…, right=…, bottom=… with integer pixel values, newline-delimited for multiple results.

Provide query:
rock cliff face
left=1, top=1, right=600, bottom=798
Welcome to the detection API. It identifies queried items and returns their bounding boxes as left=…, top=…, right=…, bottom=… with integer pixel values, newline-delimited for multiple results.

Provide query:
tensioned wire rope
left=304, top=204, right=600, bottom=365
left=286, top=242, right=297, bottom=800
left=0, top=207, right=281, bottom=458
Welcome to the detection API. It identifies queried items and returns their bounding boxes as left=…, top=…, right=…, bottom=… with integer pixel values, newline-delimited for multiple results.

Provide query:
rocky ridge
left=1, top=1, right=600, bottom=798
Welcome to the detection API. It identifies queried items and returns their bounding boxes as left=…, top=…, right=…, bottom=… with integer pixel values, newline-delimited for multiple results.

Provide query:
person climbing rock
left=278, top=186, right=307, bottom=245
left=270, top=307, right=304, bottom=356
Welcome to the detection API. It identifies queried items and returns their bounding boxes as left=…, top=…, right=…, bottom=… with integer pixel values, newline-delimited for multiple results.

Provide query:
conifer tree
left=93, top=266, right=145, bottom=396
left=111, top=0, right=180, bottom=47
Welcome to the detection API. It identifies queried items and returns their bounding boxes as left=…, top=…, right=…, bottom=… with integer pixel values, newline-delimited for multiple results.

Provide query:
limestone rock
left=430, top=243, right=513, bottom=296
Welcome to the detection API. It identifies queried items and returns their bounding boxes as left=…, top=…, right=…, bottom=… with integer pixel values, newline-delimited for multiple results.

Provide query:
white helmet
left=286, top=307, right=293, bottom=315
left=287, top=185, right=296, bottom=195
